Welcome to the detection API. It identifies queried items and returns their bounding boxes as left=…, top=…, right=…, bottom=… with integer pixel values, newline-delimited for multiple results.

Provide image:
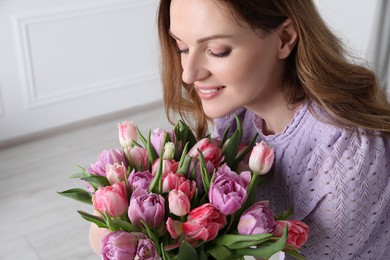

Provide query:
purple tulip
left=237, top=201, right=276, bottom=235
left=135, top=238, right=161, bottom=259
left=128, top=170, right=154, bottom=192
left=128, top=188, right=165, bottom=228
left=150, top=128, right=175, bottom=156
left=87, top=149, right=127, bottom=176
left=208, top=164, right=251, bottom=215
left=102, top=231, right=159, bottom=260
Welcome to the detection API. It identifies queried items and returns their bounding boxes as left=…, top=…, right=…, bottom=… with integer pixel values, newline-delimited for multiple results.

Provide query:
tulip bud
left=168, top=189, right=191, bottom=216
left=273, top=220, right=309, bottom=249
left=118, top=121, right=138, bottom=148
left=248, top=141, right=274, bottom=175
left=105, top=163, right=127, bottom=185
left=162, top=142, right=175, bottom=160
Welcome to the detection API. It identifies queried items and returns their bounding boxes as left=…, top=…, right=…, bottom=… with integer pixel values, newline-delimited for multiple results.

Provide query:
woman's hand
left=88, top=210, right=110, bottom=254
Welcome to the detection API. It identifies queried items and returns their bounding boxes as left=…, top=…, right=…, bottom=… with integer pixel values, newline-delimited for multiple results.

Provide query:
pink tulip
left=125, top=146, right=149, bottom=171
left=118, top=121, right=138, bottom=148
left=168, top=189, right=191, bottom=216
left=182, top=203, right=226, bottom=242
left=187, top=138, right=224, bottom=168
left=151, top=159, right=178, bottom=177
left=273, top=220, right=309, bottom=249
left=166, top=217, right=183, bottom=239
left=162, top=172, right=196, bottom=200
left=92, top=182, right=128, bottom=218
left=237, top=201, right=276, bottom=235
left=248, top=141, right=274, bottom=175
left=128, top=170, right=154, bottom=192
left=128, top=188, right=165, bottom=228
left=106, top=163, right=127, bottom=185
left=208, top=164, right=251, bottom=215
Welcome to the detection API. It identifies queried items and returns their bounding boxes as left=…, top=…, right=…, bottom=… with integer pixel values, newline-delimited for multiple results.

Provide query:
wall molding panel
left=12, top=0, right=158, bottom=110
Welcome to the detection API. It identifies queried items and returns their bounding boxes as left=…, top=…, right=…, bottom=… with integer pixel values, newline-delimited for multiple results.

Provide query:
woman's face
left=170, top=0, right=287, bottom=119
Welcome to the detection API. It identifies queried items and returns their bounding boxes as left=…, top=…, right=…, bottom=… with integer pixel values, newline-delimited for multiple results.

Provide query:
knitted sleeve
left=300, top=130, right=390, bottom=259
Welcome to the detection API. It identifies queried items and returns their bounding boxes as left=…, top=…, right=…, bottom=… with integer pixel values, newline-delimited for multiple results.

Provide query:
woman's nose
left=181, top=53, right=210, bottom=84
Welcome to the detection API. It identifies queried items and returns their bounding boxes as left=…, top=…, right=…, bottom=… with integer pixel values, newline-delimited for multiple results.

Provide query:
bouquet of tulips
left=59, top=117, right=308, bottom=260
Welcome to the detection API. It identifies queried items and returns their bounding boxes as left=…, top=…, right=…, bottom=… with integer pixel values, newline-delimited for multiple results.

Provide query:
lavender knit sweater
left=213, top=102, right=390, bottom=259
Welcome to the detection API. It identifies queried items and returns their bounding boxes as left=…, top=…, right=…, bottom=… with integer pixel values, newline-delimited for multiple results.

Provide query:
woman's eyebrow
left=169, top=31, right=233, bottom=43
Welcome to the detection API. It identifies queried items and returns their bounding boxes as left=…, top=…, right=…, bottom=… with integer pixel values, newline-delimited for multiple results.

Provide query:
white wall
left=314, top=0, right=380, bottom=64
left=0, top=0, right=381, bottom=146
left=0, top=0, right=162, bottom=146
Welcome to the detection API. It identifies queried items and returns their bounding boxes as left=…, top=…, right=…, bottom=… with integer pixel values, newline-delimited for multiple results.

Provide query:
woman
left=158, top=0, right=390, bottom=259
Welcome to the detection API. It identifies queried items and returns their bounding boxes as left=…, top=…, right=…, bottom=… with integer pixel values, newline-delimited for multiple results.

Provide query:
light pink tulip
left=92, top=182, right=128, bottom=218
left=118, top=121, right=138, bottom=148
left=125, top=146, right=149, bottom=171
left=168, top=189, right=191, bottom=216
left=151, top=159, right=178, bottom=177
left=248, top=141, right=274, bottom=175
left=106, top=163, right=127, bottom=185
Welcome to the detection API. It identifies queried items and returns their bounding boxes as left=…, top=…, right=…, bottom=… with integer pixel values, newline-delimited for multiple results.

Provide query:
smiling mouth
left=197, top=86, right=225, bottom=94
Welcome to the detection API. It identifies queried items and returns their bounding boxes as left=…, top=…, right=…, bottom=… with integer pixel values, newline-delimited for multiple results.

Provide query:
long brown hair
left=158, top=0, right=390, bottom=138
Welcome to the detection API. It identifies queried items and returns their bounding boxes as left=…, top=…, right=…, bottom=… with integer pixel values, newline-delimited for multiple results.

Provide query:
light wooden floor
left=0, top=103, right=171, bottom=260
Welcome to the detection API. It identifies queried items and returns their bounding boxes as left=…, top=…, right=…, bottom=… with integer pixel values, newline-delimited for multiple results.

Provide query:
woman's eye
left=177, top=48, right=189, bottom=54
left=210, top=49, right=231, bottom=58
left=209, top=49, right=231, bottom=58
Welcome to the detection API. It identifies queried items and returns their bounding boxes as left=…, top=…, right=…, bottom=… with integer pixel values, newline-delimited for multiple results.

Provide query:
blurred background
left=0, top=0, right=389, bottom=259
left=0, top=0, right=389, bottom=146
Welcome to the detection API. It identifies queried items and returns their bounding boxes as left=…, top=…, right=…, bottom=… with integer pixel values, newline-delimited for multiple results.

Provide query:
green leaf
left=174, top=120, right=197, bottom=150
left=208, top=245, right=233, bottom=260
left=141, top=221, right=162, bottom=256
left=178, top=142, right=189, bottom=169
left=177, top=156, right=192, bottom=176
left=77, top=210, right=108, bottom=228
left=82, top=175, right=110, bottom=188
left=215, top=233, right=272, bottom=250
left=70, top=172, right=90, bottom=179
left=198, top=247, right=208, bottom=260
left=235, top=226, right=288, bottom=259
left=161, top=242, right=175, bottom=260
left=57, top=188, right=93, bottom=204
left=198, top=149, right=211, bottom=194
left=177, top=241, right=198, bottom=260
left=136, top=126, right=148, bottom=147
left=148, top=154, right=163, bottom=194
left=234, top=132, right=259, bottom=164
left=220, top=125, right=231, bottom=149
left=108, top=218, right=139, bottom=232
left=147, top=130, right=158, bottom=165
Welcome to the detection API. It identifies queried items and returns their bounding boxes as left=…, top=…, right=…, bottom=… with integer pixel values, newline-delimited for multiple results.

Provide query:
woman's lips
left=196, top=86, right=225, bottom=100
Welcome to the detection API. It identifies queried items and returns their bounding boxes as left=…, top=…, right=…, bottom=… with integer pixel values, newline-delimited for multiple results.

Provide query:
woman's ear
left=277, top=19, right=298, bottom=59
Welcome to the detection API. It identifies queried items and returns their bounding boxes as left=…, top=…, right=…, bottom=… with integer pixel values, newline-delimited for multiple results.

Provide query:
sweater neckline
left=252, top=102, right=309, bottom=143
